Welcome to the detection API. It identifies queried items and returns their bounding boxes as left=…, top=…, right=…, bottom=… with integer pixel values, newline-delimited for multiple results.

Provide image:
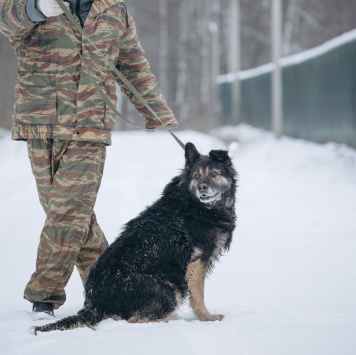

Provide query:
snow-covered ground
left=0, top=125, right=355, bottom=355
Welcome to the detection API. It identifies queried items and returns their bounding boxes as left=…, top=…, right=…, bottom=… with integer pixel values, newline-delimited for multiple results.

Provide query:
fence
left=219, top=29, right=356, bottom=149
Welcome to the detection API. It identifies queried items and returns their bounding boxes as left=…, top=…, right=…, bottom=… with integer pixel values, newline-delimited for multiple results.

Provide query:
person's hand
left=36, top=0, right=70, bottom=18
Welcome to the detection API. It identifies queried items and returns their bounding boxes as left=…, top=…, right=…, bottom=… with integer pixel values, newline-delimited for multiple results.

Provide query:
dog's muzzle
left=197, top=183, right=221, bottom=204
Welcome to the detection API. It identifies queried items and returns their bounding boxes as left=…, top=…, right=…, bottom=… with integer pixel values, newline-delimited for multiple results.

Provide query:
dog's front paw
left=198, top=314, right=224, bottom=322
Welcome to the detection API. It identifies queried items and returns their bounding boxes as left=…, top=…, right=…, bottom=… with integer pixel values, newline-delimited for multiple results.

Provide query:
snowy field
left=0, top=125, right=355, bottom=355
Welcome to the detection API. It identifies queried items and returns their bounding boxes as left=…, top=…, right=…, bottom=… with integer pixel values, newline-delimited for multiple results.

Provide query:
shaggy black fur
left=31, top=142, right=237, bottom=334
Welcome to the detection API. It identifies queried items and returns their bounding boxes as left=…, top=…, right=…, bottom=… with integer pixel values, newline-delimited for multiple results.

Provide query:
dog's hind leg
left=127, top=315, right=169, bottom=324
left=186, top=260, right=224, bottom=321
left=126, top=277, right=179, bottom=324
left=131, top=298, right=176, bottom=324
left=127, top=315, right=139, bottom=323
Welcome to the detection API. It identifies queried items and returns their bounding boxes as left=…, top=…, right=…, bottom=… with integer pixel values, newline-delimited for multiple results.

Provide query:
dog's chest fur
left=190, top=231, right=230, bottom=261
left=186, top=214, right=232, bottom=267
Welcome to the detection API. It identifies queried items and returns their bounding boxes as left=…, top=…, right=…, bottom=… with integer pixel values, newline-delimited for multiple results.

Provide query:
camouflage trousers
left=24, top=139, right=109, bottom=309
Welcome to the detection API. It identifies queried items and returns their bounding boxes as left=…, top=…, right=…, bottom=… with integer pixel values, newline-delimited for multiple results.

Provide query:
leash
left=56, top=0, right=185, bottom=150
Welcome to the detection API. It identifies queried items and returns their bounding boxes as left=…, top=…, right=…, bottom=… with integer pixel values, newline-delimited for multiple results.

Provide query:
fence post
left=159, top=0, right=168, bottom=96
left=210, top=19, right=220, bottom=120
left=271, top=0, right=283, bottom=138
left=229, top=0, right=241, bottom=125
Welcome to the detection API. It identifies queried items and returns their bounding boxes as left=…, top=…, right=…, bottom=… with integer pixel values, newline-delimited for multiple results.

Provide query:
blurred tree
left=0, top=36, right=17, bottom=130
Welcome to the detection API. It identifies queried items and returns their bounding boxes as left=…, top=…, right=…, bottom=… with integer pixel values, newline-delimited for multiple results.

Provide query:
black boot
left=32, top=302, right=54, bottom=319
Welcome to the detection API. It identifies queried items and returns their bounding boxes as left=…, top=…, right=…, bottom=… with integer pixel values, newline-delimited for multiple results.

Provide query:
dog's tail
left=30, top=302, right=104, bottom=335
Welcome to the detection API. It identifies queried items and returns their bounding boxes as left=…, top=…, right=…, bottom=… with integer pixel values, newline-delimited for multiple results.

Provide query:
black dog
left=32, top=142, right=237, bottom=334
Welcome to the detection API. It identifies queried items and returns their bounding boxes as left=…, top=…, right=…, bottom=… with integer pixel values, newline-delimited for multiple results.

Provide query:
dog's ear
left=185, top=142, right=201, bottom=166
left=209, top=149, right=232, bottom=167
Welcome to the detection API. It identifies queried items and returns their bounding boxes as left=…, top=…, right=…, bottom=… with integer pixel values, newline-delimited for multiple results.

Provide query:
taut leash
left=56, top=0, right=185, bottom=150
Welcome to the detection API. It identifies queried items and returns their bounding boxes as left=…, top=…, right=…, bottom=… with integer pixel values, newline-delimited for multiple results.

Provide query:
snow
left=217, top=28, right=356, bottom=83
left=0, top=125, right=355, bottom=355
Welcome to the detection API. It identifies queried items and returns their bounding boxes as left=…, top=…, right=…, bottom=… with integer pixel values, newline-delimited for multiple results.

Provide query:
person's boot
left=32, top=302, right=54, bottom=320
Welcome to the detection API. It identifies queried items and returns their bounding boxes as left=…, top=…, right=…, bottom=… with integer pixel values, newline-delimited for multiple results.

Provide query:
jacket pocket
left=15, top=72, right=57, bottom=125
left=76, top=75, right=117, bottom=130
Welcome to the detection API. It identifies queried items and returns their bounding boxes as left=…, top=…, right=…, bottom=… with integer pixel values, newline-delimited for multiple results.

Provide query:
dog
left=31, top=142, right=237, bottom=334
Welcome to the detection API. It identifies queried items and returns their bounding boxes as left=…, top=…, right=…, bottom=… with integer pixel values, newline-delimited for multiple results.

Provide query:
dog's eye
left=210, top=170, right=220, bottom=177
left=193, top=172, right=201, bottom=179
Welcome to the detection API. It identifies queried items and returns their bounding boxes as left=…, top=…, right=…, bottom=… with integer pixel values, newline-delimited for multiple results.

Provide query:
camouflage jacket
left=0, top=0, right=176, bottom=145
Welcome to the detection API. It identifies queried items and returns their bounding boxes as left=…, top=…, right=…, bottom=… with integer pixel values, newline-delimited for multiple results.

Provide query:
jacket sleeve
left=0, top=0, right=38, bottom=39
left=116, top=15, right=177, bottom=129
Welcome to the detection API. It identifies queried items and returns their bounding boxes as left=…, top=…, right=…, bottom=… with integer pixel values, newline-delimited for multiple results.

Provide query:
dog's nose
left=198, top=183, right=208, bottom=192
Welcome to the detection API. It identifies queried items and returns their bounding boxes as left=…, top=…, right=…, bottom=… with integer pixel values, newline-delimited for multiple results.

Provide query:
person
left=0, top=0, right=177, bottom=317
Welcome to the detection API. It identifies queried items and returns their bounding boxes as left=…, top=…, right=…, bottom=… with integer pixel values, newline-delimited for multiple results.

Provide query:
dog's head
left=182, top=142, right=237, bottom=209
